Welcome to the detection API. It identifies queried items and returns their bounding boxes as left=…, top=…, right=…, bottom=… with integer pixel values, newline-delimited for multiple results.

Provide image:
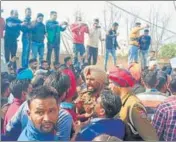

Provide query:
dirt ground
left=16, top=51, right=169, bottom=71
left=16, top=51, right=129, bottom=70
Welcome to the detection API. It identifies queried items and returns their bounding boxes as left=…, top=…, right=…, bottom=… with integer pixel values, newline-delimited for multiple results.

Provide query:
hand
left=74, top=119, right=91, bottom=133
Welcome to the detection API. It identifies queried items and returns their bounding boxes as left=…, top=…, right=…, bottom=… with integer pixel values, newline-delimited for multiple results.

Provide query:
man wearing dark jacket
left=104, top=22, right=120, bottom=71
left=74, top=90, right=125, bottom=141
left=21, top=8, right=32, bottom=68
left=46, top=11, right=68, bottom=66
left=4, top=10, right=22, bottom=68
left=31, top=13, right=46, bottom=64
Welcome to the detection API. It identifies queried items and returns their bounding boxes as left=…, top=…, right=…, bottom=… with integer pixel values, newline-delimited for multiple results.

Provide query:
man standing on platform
left=87, top=18, right=103, bottom=65
left=128, top=22, right=149, bottom=65
left=71, top=16, right=89, bottom=68
left=46, top=11, right=68, bottom=67
left=21, top=7, right=32, bottom=68
left=139, top=29, right=151, bottom=70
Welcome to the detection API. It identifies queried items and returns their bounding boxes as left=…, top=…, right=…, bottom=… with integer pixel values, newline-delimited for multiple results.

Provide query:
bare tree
left=148, top=6, right=172, bottom=55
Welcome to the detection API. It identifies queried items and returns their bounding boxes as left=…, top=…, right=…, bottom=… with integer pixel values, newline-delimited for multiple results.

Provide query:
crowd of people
left=1, top=7, right=176, bottom=141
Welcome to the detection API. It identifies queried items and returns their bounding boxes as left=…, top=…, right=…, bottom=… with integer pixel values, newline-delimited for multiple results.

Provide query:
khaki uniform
left=119, top=94, right=159, bottom=141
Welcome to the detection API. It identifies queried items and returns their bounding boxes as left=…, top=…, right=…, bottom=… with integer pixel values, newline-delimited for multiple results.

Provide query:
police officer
left=107, top=66, right=158, bottom=141
left=75, top=65, right=107, bottom=120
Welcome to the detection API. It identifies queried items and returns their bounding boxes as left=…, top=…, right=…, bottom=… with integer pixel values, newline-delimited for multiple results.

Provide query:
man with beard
left=29, top=58, right=38, bottom=74
left=75, top=65, right=107, bottom=121
left=108, top=67, right=158, bottom=141
left=18, top=86, right=59, bottom=141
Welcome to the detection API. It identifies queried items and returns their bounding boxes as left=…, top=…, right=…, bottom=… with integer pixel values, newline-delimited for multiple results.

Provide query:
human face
left=66, top=59, right=72, bottom=67
left=144, top=31, right=149, bottom=36
left=42, top=62, right=49, bottom=70
left=37, top=16, right=43, bottom=23
left=22, top=84, right=33, bottom=102
left=12, top=10, right=18, bottom=18
left=112, top=25, right=118, bottom=31
left=94, top=97, right=105, bottom=117
left=51, top=13, right=57, bottom=21
left=86, top=75, right=100, bottom=92
left=31, top=62, right=38, bottom=70
left=28, top=97, right=59, bottom=133
left=108, top=80, right=121, bottom=96
left=25, top=9, right=32, bottom=17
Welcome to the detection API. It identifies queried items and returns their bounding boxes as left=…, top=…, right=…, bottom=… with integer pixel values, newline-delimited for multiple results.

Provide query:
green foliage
left=159, top=43, right=176, bottom=58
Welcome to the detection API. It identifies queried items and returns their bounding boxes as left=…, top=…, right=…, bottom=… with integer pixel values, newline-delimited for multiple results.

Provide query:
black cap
left=37, top=13, right=44, bottom=18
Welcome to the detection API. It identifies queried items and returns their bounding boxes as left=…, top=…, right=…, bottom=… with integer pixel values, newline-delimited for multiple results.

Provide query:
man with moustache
left=75, top=65, right=107, bottom=121
left=18, top=86, right=59, bottom=141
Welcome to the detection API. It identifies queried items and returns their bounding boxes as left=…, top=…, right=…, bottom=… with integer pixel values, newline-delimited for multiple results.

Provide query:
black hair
left=27, top=85, right=59, bottom=107
left=25, top=7, right=31, bottom=12
left=9, top=80, right=30, bottom=99
left=170, top=77, right=176, bottom=93
left=44, top=72, right=70, bottom=98
left=135, top=22, right=141, bottom=25
left=29, top=58, right=37, bottom=64
left=64, top=56, right=71, bottom=64
left=144, top=29, right=149, bottom=32
left=41, top=60, right=48, bottom=65
left=142, top=70, right=158, bottom=88
left=100, top=90, right=122, bottom=118
left=156, top=71, right=167, bottom=91
left=1, top=78, right=10, bottom=96
left=94, top=18, right=99, bottom=23
left=112, top=22, right=119, bottom=27
left=31, top=75, right=45, bottom=88
left=10, top=10, right=16, bottom=15
left=37, top=13, right=44, bottom=18
left=50, top=11, right=57, bottom=15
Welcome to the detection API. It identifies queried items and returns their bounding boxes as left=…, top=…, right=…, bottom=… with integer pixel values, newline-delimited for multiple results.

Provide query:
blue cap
left=17, top=68, right=33, bottom=80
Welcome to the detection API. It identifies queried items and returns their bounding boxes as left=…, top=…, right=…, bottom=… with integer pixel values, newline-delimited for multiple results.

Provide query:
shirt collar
left=13, top=98, right=23, bottom=104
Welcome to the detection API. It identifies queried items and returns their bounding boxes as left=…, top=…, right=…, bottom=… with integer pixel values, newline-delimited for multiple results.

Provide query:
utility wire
left=106, top=1, right=176, bottom=35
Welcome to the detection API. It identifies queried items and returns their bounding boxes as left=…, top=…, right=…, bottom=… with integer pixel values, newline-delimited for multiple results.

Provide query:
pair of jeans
left=73, top=43, right=85, bottom=65
left=87, top=46, right=98, bottom=65
left=46, top=43, right=60, bottom=66
left=139, top=50, right=148, bottom=70
left=128, top=45, right=139, bottom=65
left=4, top=37, right=17, bottom=69
left=21, top=37, right=31, bottom=68
left=104, top=48, right=117, bottom=71
left=31, top=41, right=44, bottom=64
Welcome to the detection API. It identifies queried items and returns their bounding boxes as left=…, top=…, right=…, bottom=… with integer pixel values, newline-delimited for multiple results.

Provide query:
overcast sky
left=1, top=1, right=176, bottom=52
